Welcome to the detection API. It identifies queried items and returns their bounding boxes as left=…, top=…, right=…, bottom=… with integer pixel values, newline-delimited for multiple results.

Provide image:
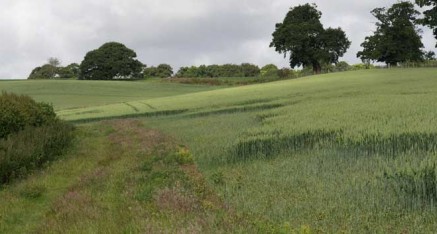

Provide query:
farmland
left=2, top=68, right=437, bottom=232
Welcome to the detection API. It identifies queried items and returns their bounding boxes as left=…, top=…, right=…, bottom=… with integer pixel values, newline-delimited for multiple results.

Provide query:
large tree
left=416, top=0, right=437, bottom=44
left=270, top=3, right=351, bottom=74
left=357, top=2, right=424, bottom=66
left=79, top=42, right=143, bottom=80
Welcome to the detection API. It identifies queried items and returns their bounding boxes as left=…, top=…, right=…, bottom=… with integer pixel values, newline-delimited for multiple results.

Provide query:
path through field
left=0, top=120, right=268, bottom=233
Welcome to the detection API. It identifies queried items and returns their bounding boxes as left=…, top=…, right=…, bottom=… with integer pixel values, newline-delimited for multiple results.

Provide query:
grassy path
left=0, top=120, right=272, bottom=233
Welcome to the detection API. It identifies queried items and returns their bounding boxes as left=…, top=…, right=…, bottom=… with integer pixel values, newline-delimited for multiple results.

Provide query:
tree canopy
left=28, top=61, right=79, bottom=80
left=270, top=3, right=351, bottom=74
left=175, top=63, right=260, bottom=78
left=416, top=0, right=437, bottom=45
left=357, top=1, right=424, bottom=66
left=143, top=64, right=174, bottom=78
left=79, top=42, right=143, bottom=80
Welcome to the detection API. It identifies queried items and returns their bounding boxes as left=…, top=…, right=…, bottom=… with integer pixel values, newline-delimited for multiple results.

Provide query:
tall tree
left=47, top=57, right=61, bottom=67
left=357, top=2, right=424, bottom=66
left=416, top=0, right=437, bottom=44
left=79, top=42, right=143, bottom=80
left=270, top=3, right=351, bottom=74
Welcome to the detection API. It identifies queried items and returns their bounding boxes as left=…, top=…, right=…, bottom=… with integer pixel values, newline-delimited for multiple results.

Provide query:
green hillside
left=0, top=79, right=222, bottom=110
left=2, top=68, right=437, bottom=232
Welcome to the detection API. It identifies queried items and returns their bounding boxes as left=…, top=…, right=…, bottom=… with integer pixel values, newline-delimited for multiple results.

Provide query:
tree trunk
left=312, top=63, right=322, bottom=74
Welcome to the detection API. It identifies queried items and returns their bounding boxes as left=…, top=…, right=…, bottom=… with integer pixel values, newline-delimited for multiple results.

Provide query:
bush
left=0, top=92, right=74, bottom=184
left=335, top=61, right=350, bottom=72
left=260, top=64, right=279, bottom=78
left=0, top=92, right=57, bottom=139
left=277, top=68, right=295, bottom=79
left=0, top=121, right=74, bottom=183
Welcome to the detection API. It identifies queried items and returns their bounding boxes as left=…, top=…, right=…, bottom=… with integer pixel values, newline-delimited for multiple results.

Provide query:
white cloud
left=0, top=0, right=435, bottom=79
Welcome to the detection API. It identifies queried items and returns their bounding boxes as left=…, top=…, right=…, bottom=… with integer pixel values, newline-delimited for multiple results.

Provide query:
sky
left=0, top=0, right=435, bottom=79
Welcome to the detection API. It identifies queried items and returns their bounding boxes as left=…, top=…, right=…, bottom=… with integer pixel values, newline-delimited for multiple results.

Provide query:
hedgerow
left=0, top=92, right=74, bottom=184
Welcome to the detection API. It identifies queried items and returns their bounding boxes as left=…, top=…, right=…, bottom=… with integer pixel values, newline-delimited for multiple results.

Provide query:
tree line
left=28, top=1, right=437, bottom=80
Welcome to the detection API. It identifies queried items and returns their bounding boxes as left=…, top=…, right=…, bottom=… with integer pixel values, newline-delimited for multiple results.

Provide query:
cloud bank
left=0, top=0, right=435, bottom=79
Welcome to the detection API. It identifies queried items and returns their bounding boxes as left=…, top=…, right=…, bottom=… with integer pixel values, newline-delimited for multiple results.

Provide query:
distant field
left=2, top=68, right=437, bottom=232
left=0, top=79, right=222, bottom=110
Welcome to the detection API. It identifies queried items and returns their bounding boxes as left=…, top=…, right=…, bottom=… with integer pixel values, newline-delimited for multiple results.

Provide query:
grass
left=0, top=79, right=222, bottom=110
left=0, top=120, right=270, bottom=233
left=3, top=68, right=437, bottom=232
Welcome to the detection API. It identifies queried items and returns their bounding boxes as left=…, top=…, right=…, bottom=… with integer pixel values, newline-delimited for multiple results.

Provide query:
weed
left=176, top=146, right=194, bottom=164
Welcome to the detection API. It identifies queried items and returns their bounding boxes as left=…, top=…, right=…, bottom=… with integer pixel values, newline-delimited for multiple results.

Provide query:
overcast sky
left=0, top=0, right=435, bottom=79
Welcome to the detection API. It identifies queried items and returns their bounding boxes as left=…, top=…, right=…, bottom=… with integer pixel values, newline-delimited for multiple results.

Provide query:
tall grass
left=232, top=131, right=437, bottom=162
left=0, top=121, right=74, bottom=184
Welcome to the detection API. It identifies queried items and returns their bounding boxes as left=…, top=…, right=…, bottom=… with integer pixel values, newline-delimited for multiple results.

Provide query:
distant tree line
left=143, top=64, right=174, bottom=78
left=27, top=1, right=437, bottom=80
left=175, top=63, right=260, bottom=78
left=28, top=57, right=79, bottom=79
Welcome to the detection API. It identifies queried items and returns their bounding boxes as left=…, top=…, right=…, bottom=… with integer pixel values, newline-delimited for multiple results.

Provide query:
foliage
left=277, top=68, right=295, bottom=79
left=28, top=62, right=80, bottom=80
left=176, top=63, right=260, bottom=78
left=416, top=0, right=437, bottom=44
left=241, top=63, right=261, bottom=77
left=0, top=92, right=56, bottom=139
left=0, top=92, right=73, bottom=184
left=144, top=64, right=173, bottom=78
left=423, top=51, right=436, bottom=61
left=357, top=2, right=424, bottom=66
left=28, top=64, right=58, bottom=80
left=335, top=61, right=351, bottom=71
left=260, top=64, right=278, bottom=78
left=79, top=42, right=143, bottom=80
left=0, top=115, right=74, bottom=184
left=57, top=63, right=80, bottom=79
left=270, top=3, right=351, bottom=74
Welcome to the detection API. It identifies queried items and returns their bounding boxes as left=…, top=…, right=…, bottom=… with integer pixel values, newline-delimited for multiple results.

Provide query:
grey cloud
left=0, top=0, right=435, bottom=79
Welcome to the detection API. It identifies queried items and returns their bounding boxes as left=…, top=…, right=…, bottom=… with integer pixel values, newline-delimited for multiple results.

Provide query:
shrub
left=0, top=92, right=74, bottom=184
left=260, top=64, right=279, bottom=78
left=0, top=92, right=57, bottom=139
left=175, top=146, right=193, bottom=164
left=277, top=68, right=295, bottom=79
left=335, top=61, right=350, bottom=71
left=0, top=121, right=74, bottom=183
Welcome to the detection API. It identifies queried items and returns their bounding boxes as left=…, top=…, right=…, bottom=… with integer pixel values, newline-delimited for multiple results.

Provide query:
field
left=1, top=68, right=437, bottom=232
left=0, top=79, right=222, bottom=110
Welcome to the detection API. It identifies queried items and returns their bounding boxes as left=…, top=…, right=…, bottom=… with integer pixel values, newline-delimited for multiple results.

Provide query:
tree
left=156, top=64, right=173, bottom=78
left=47, top=57, right=61, bottom=67
left=357, top=2, right=424, bottom=66
left=143, top=66, right=158, bottom=78
left=260, top=64, right=279, bottom=78
left=277, top=68, right=295, bottom=79
left=58, top=63, right=80, bottom=79
left=28, top=64, right=58, bottom=79
left=241, top=63, right=260, bottom=77
left=424, top=51, right=436, bottom=60
left=416, top=0, right=437, bottom=44
left=335, top=61, right=351, bottom=72
left=144, top=64, right=174, bottom=78
left=79, top=42, right=143, bottom=80
left=270, top=3, right=351, bottom=74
